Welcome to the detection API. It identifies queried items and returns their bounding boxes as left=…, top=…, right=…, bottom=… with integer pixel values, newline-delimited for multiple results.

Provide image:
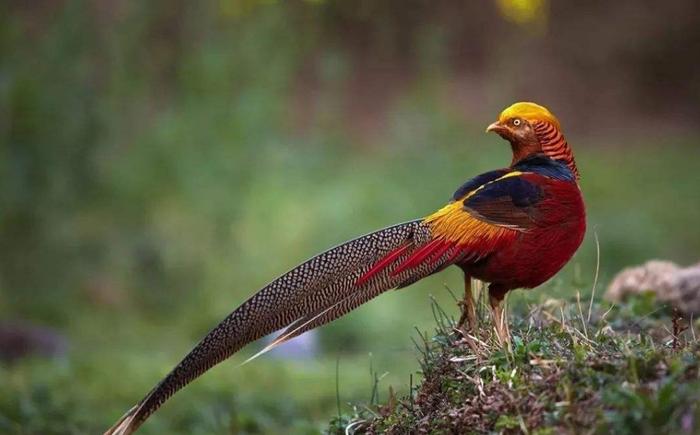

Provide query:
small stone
left=605, top=260, right=700, bottom=315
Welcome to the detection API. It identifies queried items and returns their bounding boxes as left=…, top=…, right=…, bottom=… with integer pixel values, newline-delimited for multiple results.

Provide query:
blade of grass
left=587, top=230, right=601, bottom=323
left=577, top=291, right=589, bottom=340
left=336, top=356, right=342, bottom=424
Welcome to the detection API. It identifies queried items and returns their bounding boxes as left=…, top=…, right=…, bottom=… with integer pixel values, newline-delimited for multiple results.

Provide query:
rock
left=0, top=321, right=68, bottom=363
left=605, top=260, right=700, bottom=316
left=661, top=267, right=700, bottom=316
left=605, top=260, right=680, bottom=302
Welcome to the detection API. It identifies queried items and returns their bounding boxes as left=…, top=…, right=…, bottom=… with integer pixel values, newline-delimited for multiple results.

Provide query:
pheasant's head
left=487, top=102, right=579, bottom=179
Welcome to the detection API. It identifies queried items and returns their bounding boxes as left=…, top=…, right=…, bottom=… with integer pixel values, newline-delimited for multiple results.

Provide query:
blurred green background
left=1, top=0, right=699, bottom=433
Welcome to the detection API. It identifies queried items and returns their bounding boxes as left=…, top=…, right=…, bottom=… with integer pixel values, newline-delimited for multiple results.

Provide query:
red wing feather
left=355, top=243, right=411, bottom=286
left=428, top=241, right=455, bottom=263
left=391, top=239, right=448, bottom=276
left=356, top=238, right=470, bottom=287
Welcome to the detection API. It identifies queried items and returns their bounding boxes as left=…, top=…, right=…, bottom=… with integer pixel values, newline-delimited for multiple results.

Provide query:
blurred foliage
left=496, top=0, right=548, bottom=26
left=0, top=0, right=699, bottom=433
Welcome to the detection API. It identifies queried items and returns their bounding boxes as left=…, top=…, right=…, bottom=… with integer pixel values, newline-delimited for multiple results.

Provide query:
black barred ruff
left=106, top=219, right=443, bottom=435
left=532, top=120, right=579, bottom=179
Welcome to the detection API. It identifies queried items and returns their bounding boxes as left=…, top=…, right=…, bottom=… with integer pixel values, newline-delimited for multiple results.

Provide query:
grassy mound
left=329, top=291, right=700, bottom=434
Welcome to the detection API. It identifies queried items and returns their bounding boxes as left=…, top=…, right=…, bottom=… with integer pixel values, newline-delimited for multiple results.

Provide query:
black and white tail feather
left=105, top=219, right=457, bottom=435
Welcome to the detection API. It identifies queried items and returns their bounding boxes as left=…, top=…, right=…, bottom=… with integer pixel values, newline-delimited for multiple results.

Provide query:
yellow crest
left=498, top=102, right=560, bottom=129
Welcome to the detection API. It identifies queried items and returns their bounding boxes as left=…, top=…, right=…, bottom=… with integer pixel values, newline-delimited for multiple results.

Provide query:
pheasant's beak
left=486, top=121, right=506, bottom=134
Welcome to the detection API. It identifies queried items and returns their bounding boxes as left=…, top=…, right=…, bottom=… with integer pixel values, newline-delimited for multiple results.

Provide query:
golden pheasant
left=105, top=102, right=586, bottom=434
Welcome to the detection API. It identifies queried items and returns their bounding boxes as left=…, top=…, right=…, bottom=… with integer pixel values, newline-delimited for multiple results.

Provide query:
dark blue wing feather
left=462, top=175, right=544, bottom=229
left=513, top=154, right=576, bottom=182
left=451, top=168, right=509, bottom=201
left=451, top=155, right=572, bottom=230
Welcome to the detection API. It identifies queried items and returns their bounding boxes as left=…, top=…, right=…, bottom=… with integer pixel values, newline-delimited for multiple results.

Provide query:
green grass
left=329, top=293, right=700, bottom=434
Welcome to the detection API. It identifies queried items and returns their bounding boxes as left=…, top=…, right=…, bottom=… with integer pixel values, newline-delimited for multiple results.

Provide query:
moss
left=329, top=294, right=700, bottom=434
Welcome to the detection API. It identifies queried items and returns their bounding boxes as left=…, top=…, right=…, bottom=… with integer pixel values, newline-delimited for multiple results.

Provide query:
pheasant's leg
left=457, top=275, right=477, bottom=330
left=489, top=293, right=509, bottom=346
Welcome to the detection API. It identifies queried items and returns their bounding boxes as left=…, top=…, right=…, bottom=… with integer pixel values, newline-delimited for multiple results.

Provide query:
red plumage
left=105, top=102, right=587, bottom=435
left=463, top=175, right=586, bottom=298
left=358, top=165, right=585, bottom=299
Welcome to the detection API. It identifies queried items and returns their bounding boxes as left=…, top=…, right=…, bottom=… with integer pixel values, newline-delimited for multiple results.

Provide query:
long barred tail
left=105, top=219, right=464, bottom=435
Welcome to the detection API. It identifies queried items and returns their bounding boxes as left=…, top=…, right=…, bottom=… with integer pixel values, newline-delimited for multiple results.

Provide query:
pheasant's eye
left=512, top=118, right=522, bottom=126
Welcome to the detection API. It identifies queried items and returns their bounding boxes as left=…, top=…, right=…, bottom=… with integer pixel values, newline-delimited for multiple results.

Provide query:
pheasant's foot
left=489, top=295, right=510, bottom=347
left=456, top=276, right=477, bottom=331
